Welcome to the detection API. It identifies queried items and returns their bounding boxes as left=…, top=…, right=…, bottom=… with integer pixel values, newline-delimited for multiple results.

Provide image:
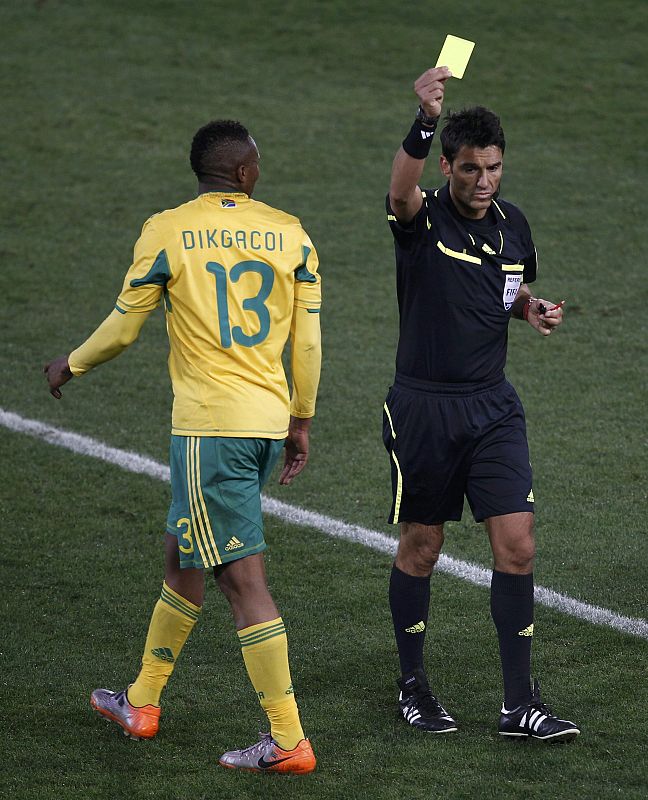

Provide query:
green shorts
left=166, top=435, right=284, bottom=569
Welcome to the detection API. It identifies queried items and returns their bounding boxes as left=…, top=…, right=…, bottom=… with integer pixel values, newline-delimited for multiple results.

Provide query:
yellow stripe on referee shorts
left=185, top=437, right=210, bottom=567
left=384, top=402, right=403, bottom=523
left=383, top=402, right=397, bottom=439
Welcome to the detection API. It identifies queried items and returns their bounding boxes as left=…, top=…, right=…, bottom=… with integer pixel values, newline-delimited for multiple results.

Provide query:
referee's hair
left=190, top=120, right=252, bottom=181
left=440, top=107, right=505, bottom=162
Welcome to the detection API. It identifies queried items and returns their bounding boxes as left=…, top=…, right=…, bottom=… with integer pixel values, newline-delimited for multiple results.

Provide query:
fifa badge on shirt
left=503, top=274, right=522, bottom=311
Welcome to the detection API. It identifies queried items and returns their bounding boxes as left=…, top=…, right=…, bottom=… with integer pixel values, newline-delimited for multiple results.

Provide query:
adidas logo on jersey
left=527, top=490, right=535, bottom=502
left=482, top=243, right=497, bottom=255
left=225, top=536, right=245, bottom=551
left=151, top=647, right=175, bottom=663
left=518, top=624, right=534, bottom=637
left=405, top=621, right=426, bottom=634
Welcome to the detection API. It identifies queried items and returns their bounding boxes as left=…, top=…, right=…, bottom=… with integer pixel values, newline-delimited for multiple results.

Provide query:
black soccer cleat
left=398, top=668, right=458, bottom=733
left=498, top=679, right=580, bottom=742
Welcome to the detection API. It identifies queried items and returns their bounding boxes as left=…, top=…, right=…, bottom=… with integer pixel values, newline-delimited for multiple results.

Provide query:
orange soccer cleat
left=219, top=733, right=316, bottom=774
left=90, top=688, right=160, bottom=740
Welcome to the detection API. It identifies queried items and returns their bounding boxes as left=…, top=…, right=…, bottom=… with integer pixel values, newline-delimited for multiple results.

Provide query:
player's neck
left=198, top=180, right=247, bottom=196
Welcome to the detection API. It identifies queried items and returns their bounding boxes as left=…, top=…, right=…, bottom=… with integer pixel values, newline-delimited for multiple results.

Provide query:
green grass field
left=2, top=1, right=647, bottom=798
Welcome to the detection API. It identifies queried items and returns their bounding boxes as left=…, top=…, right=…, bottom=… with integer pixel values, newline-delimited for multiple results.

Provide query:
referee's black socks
left=389, top=565, right=431, bottom=676
left=490, top=570, right=534, bottom=708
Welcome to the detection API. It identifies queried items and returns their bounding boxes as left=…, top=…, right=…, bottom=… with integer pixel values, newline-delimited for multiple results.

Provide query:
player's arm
left=511, top=284, right=565, bottom=337
left=44, top=309, right=150, bottom=398
left=280, top=308, right=321, bottom=485
left=44, top=217, right=168, bottom=398
left=389, top=67, right=452, bottom=224
left=280, top=239, right=322, bottom=485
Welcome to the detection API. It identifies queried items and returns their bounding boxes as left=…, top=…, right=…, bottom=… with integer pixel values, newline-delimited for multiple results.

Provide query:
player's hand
left=279, top=416, right=312, bottom=485
left=527, top=299, right=565, bottom=336
left=44, top=355, right=73, bottom=399
left=414, top=66, right=452, bottom=119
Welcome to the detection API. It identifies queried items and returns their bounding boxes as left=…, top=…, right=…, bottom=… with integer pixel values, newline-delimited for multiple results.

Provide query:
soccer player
left=383, top=67, right=580, bottom=741
left=44, top=120, right=321, bottom=774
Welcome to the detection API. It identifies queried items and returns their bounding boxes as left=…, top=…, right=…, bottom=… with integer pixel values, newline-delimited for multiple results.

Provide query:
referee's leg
left=486, top=512, right=535, bottom=708
left=389, top=522, right=457, bottom=733
left=392, top=522, right=444, bottom=676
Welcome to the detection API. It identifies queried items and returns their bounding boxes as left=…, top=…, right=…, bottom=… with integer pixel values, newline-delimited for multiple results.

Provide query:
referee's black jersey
left=387, top=183, right=537, bottom=384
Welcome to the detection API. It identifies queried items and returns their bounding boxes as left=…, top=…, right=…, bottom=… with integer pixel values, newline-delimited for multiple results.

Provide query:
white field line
left=2, top=407, right=647, bottom=640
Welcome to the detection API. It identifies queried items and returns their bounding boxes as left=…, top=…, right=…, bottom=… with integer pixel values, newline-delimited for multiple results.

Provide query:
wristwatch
left=416, top=105, right=439, bottom=127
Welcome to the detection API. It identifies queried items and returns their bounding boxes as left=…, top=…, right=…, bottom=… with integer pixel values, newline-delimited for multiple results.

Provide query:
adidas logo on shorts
left=225, top=536, right=245, bottom=551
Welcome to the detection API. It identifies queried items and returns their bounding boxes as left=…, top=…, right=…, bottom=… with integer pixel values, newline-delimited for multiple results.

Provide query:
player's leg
left=90, top=536, right=204, bottom=738
left=202, top=436, right=315, bottom=773
left=90, top=436, right=205, bottom=739
left=391, top=522, right=458, bottom=733
left=215, top=553, right=314, bottom=773
left=125, top=533, right=204, bottom=707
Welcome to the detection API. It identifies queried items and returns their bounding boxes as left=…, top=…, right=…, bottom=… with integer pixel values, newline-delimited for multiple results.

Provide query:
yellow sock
left=238, top=617, right=305, bottom=750
left=127, top=582, right=201, bottom=708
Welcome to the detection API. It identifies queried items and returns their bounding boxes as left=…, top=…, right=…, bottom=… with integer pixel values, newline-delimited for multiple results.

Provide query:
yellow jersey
left=69, top=191, right=322, bottom=438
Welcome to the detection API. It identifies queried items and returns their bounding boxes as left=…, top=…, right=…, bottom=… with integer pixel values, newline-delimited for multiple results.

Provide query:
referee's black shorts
left=382, top=374, right=534, bottom=526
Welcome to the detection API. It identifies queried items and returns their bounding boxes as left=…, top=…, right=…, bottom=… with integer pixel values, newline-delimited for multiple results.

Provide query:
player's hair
left=190, top=120, right=252, bottom=181
left=440, top=106, right=505, bottom=162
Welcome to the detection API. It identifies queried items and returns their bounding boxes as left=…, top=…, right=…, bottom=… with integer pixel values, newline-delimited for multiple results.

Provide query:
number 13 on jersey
left=206, top=260, right=275, bottom=348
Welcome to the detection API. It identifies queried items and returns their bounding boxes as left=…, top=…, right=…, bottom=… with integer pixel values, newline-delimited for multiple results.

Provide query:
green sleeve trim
left=115, top=302, right=158, bottom=313
left=130, top=249, right=171, bottom=288
left=294, top=245, right=317, bottom=283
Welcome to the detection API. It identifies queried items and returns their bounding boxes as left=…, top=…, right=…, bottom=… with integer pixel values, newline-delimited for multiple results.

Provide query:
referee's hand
left=414, top=66, right=452, bottom=120
left=44, top=355, right=73, bottom=399
left=527, top=299, right=565, bottom=336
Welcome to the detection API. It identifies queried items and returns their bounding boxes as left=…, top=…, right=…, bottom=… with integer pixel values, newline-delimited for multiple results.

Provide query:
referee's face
left=440, top=145, right=503, bottom=220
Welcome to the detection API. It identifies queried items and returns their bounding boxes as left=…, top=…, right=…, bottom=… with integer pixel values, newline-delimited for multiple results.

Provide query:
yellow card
left=435, top=34, right=475, bottom=79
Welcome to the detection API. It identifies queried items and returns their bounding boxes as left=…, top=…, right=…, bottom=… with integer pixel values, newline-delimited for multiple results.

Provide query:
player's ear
left=439, top=155, right=451, bottom=178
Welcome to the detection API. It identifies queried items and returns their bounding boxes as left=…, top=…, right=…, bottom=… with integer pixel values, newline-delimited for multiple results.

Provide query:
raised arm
left=389, top=66, right=452, bottom=224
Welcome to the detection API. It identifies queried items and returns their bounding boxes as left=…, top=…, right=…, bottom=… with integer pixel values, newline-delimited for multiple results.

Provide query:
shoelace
left=527, top=698, right=554, bottom=718
left=240, top=732, right=273, bottom=756
left=414, top=689, right=446, bottom=716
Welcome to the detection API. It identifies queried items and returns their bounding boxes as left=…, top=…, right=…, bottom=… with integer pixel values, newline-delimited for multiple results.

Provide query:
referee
left=383, top=66, right=580, bottom=741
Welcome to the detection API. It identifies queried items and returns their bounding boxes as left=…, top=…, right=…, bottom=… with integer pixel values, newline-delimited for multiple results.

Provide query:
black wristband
left=402, top=117, right=437, bottom=159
